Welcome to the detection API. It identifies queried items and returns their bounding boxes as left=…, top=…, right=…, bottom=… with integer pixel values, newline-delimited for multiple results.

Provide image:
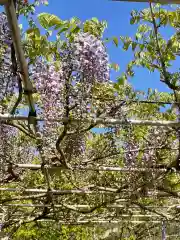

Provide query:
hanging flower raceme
left=0, top=12, right=14, bottom=101
left=70, top=32, right=110, bottom=84
left=31, top=62, right=65, bottom=155
left=0, top=123, right=18, bottom=180
left=32, top=62, right=65, bottom=121
left=0, top=12, right=12, bottom=46
left=58, top=32, right=110, bottom=118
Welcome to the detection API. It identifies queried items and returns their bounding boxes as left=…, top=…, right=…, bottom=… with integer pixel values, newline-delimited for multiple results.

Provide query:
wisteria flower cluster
left=0, top=12, right=14, bottom=101
left=32, top=62, right=65, bottom=120
left=31, top=32, right=110, bottom=157
left=0, top=124, right=17, bottom=173
left=31, top=62, right=65, bottom=156
left=32, top=32, right=110, bottom=118
left=69, top=32, right=110, bottom=84
left=0, top=12, right=12, bottom=46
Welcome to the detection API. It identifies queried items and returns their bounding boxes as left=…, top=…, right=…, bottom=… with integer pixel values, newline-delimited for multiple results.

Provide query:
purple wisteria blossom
left=32, top=62, right=65, bottom=120
left=31, top=32, right=110, bottom=157
left=0, top=13, right=12, bottom=46
left=0, top=123, right=17, bottom=179
left=70, top=32, right=110, bottom=84
left=0, top=12, right=15, bottom=101
left=32, top=32, right=110, bottom=119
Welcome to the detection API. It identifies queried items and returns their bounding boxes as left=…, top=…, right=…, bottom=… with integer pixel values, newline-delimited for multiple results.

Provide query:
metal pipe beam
left=1, top=203, right=180, bottom=209
left=0, top=188, right=178, bottom=197
left=9, top=164, right=168, bottom=172
left=0, top=114, right=180, bottom=127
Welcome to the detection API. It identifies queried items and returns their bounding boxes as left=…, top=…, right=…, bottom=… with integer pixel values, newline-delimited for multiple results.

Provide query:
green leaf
left=38, top=13, right=64, bottom=29
left=113, top=37, right=118, bottom=47
left=46, top=30, right=53, bottom=37
left=26, top=28, right=40, bottom=37
left=117, top=75, right=126, bottom=85
left=70, top=17, right=81, bottom=25
left=130, top=17, right=135, bottom=25
left=91, top=17, right=99, bottom=23
left=70, top=24, right=80, bottom=34
left=83, top=18, right=107, bottom=38
left=138, top=24, right=150, bottom=33
left=123, top=41, right=131, bottom=51
left=132, top=42, right=137, bottom=51
left=58, top=27, right=69, bottom=35
left=135, top=33, right=142, bottom=40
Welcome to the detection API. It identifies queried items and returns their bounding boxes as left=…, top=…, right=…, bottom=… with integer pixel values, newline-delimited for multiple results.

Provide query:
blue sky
left=32, top=0, right=179, bottom=93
